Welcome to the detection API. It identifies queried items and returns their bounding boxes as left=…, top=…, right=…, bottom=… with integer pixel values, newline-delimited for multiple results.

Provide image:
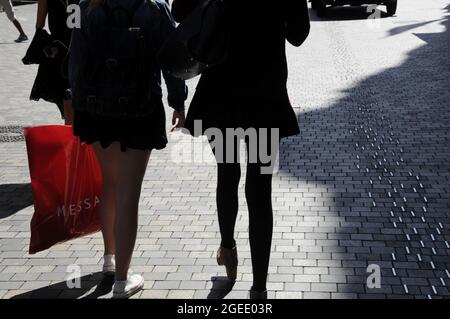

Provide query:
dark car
left=311, top=0, right=397, bottom=17
left=11, top=0, right=38, bottom=4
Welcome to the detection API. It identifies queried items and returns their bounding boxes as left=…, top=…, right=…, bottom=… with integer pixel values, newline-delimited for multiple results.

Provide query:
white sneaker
left=113, top=274, right=144, bottom=299
left=102, top=255, right=115, bottom=276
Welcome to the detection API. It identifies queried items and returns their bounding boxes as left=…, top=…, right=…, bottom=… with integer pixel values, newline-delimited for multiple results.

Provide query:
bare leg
left=114, top=147, right=150, bottom=281
left=93, top=142, right=120, bottom=256
left=12, top=19, right=26, bottom=36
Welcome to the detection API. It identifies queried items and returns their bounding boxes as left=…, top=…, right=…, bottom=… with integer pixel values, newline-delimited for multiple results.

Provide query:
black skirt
left=184, top=91, right=301, bottom=139
left=73, top=99, right=168, bottom=152
left=183, top=64, right=300, bottom=139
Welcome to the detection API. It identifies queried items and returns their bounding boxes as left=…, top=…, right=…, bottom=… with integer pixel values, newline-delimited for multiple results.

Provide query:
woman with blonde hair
left=69, top=0, right=187, bottom=298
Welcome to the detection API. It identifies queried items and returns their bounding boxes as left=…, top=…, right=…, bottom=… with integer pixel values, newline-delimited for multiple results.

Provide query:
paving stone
left=303, top=292, right=331, bottom=299
left=167, top=289, right=196, bottom=299
left=275, top=291, right=303, bottom=299
left=152, top=280, right=181, bottom=290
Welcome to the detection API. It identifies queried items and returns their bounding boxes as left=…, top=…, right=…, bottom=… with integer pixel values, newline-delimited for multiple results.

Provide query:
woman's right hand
left=171, top=110, right=186, bottom=131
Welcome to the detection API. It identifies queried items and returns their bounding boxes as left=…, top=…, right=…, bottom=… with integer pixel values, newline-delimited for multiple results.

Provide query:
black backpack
left=73, top=0, right=154, bottom=118
left=157, top=0, right=231, bottom=81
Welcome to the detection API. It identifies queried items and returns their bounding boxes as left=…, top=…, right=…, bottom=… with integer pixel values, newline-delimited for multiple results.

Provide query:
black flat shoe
left=216, top=246, right=238, bottom=281
left=249, top=289, right=268, bottom=300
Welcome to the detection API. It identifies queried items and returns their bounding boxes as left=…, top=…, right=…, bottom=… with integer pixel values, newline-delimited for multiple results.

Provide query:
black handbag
left=157, top=0, right=231, bottom=80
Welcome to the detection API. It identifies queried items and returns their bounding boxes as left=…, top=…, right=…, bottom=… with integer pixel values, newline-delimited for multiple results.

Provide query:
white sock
left=104, top=254, right=115, bottom=265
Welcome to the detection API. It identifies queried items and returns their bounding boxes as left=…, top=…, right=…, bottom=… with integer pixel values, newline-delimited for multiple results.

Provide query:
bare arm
left=157, top=1, right=188, bottom=112
left=36, top=0, right=48, bottom=30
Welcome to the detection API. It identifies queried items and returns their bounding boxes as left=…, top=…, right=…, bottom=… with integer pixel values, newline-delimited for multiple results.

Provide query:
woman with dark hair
left=36, top=0, right=75, bottom=47
left=172, top=0, right=310, bottom=299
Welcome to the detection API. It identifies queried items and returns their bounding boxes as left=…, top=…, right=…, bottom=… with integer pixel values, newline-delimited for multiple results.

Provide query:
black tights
left=210, top=133, right=277, bottom=292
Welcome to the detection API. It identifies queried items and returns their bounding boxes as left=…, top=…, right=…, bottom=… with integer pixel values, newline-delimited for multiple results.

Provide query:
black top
left=70, top=0, right=188, bottom=152
left=47, top=0, right=78, bottom=45
left=173, top=0, right=311, bottom=137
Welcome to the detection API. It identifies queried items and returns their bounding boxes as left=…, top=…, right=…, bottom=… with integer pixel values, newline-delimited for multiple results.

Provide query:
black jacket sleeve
left=155, top=0, right=188, bottom=112
left=286, top=0, right=311, bottom=47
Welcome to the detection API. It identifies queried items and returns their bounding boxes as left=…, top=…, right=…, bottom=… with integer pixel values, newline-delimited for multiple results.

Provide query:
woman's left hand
left=171, top=110, right=186, bottom=131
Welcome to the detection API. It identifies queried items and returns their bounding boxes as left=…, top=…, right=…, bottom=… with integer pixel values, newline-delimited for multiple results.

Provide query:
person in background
left=35, top=0, right=77, bottom=124
left=172, top=0, right=310, bottom=299
left=0, top=0, right=28, bottom=42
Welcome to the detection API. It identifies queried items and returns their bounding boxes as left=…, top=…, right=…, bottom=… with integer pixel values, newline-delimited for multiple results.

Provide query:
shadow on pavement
left=387, top=19, right=445, bottom=37
left=11, top=272, right=114, bottom=299
left=0, top=183, right=33, bottom=219
left=207, top=276, right=235, bottom=299
left=279, top=5, right=450, bottom=298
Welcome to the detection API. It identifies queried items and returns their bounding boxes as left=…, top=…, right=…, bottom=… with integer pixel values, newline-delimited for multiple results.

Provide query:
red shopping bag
left=24, top=125, right=102, bottom=254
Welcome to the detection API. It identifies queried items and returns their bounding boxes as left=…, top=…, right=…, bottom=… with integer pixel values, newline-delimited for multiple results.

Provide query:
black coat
left=23, top=29, right=68, bottom=112
left=173, top=0, right=310, bottom=137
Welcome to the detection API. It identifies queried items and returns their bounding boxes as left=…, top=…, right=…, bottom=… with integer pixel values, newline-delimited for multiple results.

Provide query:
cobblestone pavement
left=0, top=0, right=449, bottom=299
